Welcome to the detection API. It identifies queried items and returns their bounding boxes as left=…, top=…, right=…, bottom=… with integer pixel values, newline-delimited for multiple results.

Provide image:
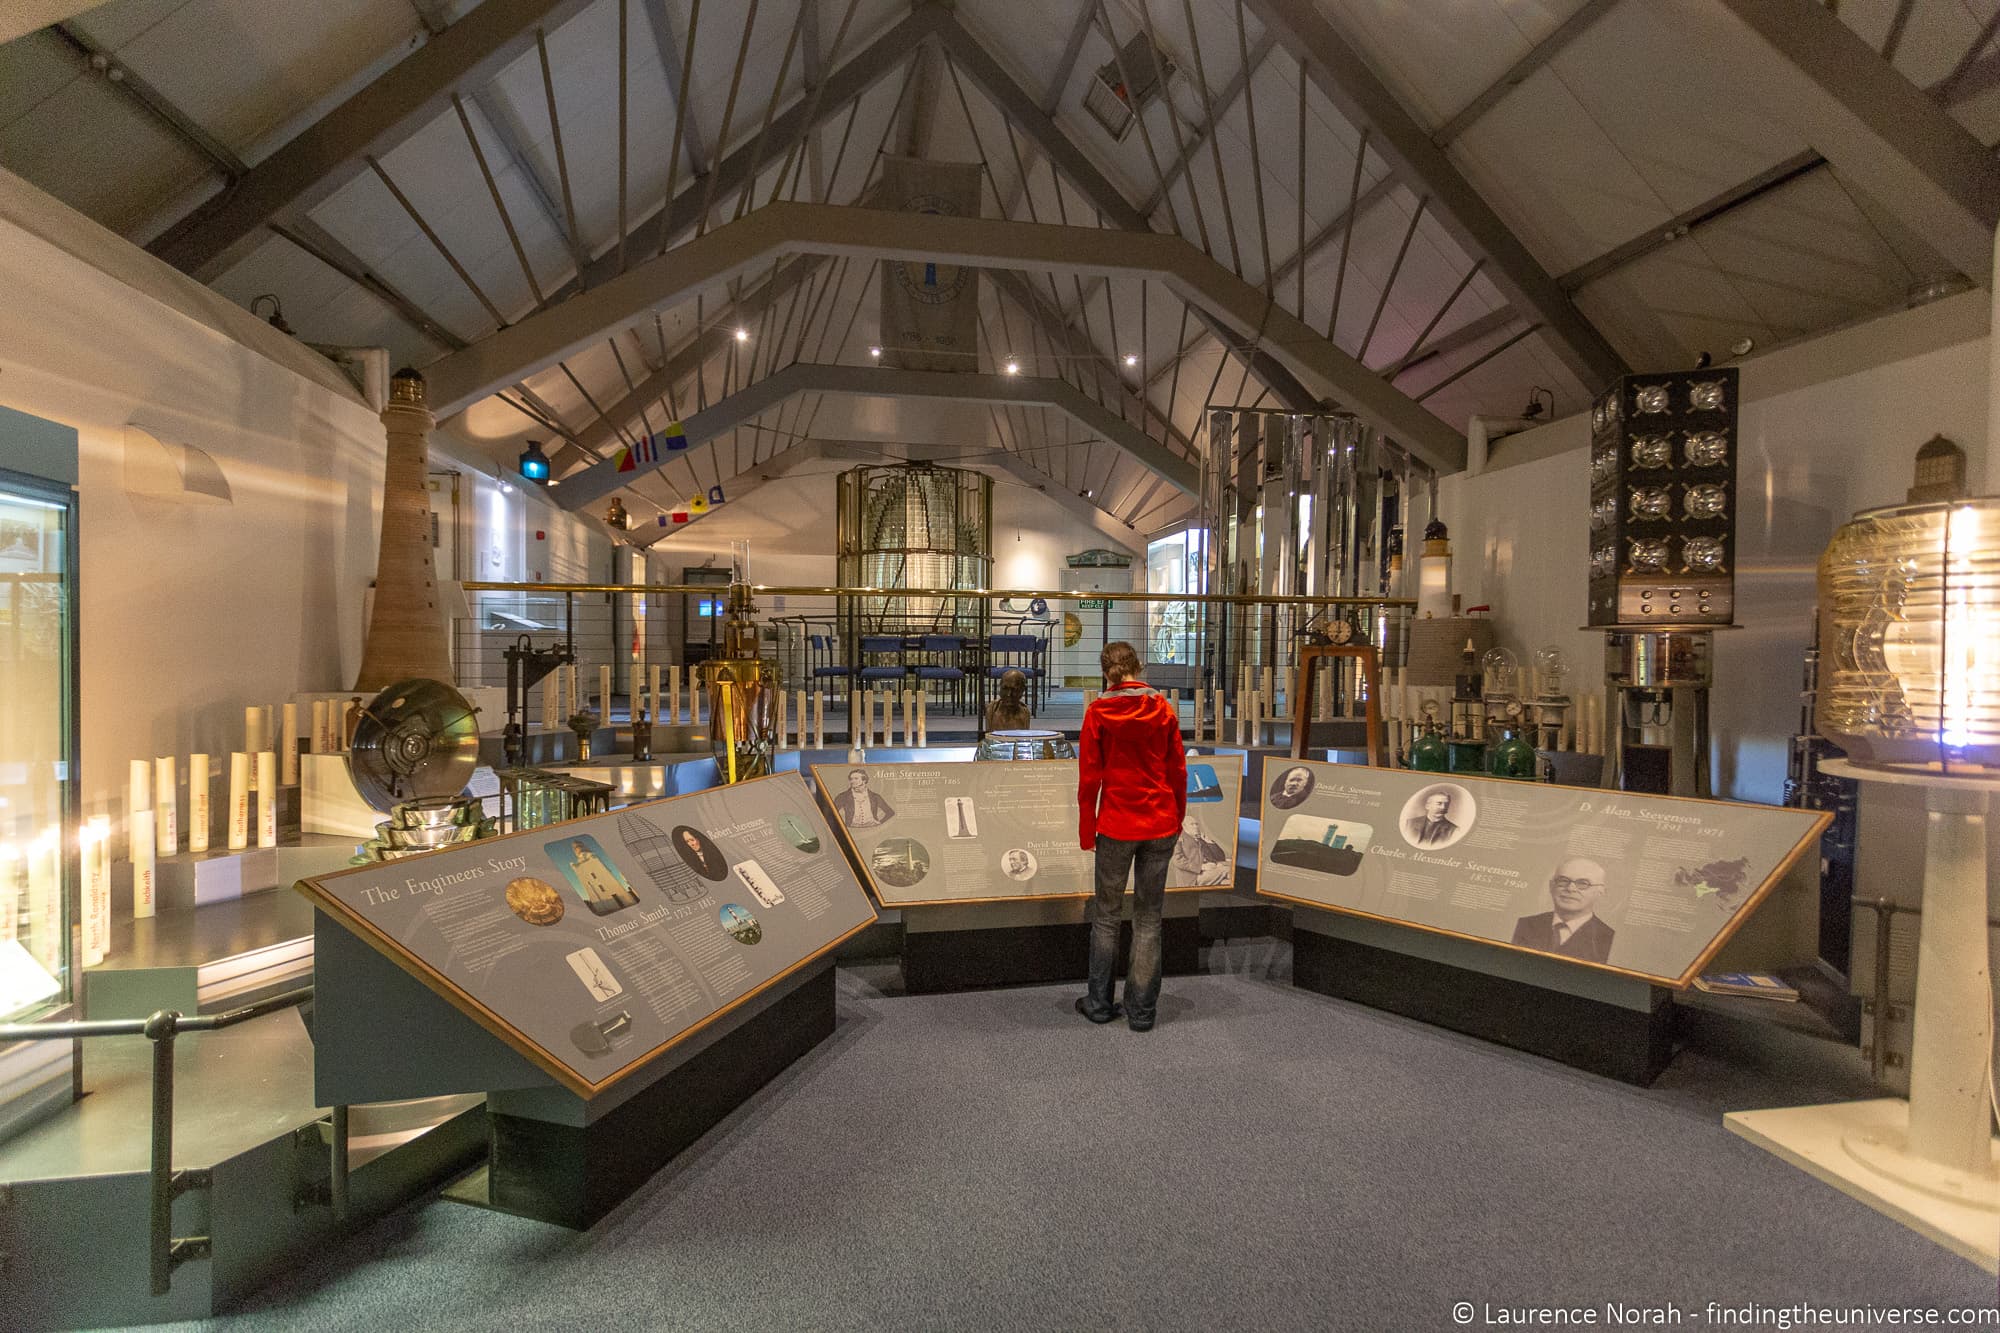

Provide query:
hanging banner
left=878, top=155, right=982, bottom=373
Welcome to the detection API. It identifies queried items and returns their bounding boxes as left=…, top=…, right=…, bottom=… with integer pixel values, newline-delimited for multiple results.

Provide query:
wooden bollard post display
left=281, top=704, right=300, bottom=785
left=256, top=751, right=278, bottom=848
left=917, top=693, right=928, bottom=748
left=1211, top=689, right=1225, bottom=746
left=227, top=752, right=250, bottom=851
left=773, top=690, right=788, bottom=752
left=154, top=756, right=177, bottom=856
left=1262, top=667, right=1276, bottom=724
left=813, top=692, right=826, bottom=748
left=130, top=809, right=155, bottom=921
left=188, top=754, right=210, bottom=854
left=648, top=665, right=662, bottom=727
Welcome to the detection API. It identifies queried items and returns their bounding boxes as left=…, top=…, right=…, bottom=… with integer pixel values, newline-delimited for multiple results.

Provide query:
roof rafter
left=422, top=200, right=1466, bottom=470
left=1240, top=0, right=1627, bottom=388
left=1678, top=0, right=2000, bottom=283
left=553, top=361, right=1200, bottom=509
left=147, top=0, right=599, bottom=280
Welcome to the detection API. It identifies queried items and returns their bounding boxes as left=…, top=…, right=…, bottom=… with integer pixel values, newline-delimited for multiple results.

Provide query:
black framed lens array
left=1586, top=368, right=1737, bottom=627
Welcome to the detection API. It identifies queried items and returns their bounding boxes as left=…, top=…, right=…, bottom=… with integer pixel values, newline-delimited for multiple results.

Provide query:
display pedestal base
left=1726, top=1099, right=2000, bottom=1272
left=1290, top=907, right=1673, bottom=1085
left=900, top=897, right=1200, bottom=995
left=443, top=964, right=837, bottom=1230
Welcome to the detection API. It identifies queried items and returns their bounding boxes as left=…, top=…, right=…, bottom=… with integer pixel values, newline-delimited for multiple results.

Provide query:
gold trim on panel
left=808, top=755, right=1246, bottom=910
left=1251, top=762, right=1831, bottom=990
left=293, top=771, right=879, bottom=1099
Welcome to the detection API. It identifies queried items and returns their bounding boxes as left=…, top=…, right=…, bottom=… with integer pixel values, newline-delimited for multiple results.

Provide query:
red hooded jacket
left=1078, top=679, right=1188, bottom=849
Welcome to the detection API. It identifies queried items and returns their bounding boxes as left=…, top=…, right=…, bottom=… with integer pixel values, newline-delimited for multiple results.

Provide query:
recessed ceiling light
left=734, top=327, right=749, bottom=342
left=1004, top=359, right=1020, bottom=375
left=869, top=345, right=881, bottom=358
left=1123, top=353, right=1138, bottom=367
left=1730, top=337, right=1755, bottom=357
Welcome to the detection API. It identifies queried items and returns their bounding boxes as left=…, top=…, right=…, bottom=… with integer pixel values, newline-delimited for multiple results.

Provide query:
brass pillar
left=353, top=367, right=455, bottom=691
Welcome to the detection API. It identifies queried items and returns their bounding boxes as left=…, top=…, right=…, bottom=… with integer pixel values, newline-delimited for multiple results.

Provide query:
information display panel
left=812, top=756, right=1243, bottom=907
left=295, top=773, right=876, bottom=1097
left=1254, top=760, right=1829, bottom=987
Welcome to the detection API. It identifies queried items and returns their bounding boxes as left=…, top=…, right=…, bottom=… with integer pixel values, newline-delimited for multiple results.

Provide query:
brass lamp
left=707, top=541, right=779, bottom=784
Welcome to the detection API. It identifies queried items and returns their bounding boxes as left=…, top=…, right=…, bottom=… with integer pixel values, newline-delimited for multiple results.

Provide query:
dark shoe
left=1126, top=1015, right=1155, bottom=1032
left=1075, top=997, right=1121, bottom=1024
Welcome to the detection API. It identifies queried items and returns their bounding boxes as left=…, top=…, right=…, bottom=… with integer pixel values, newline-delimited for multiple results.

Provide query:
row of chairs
left=805, top=633, right=1052, bottom=713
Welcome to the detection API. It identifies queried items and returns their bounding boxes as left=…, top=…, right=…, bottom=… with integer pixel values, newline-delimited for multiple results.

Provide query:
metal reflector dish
left=348, top=678, right=482, bottom=812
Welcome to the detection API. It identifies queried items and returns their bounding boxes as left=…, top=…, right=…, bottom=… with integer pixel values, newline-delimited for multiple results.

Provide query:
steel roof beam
left=1428, top=0, right=1622, bottom=147
left=568, top=256, right=822, bottom=455
left=1139, top=30, right=1280, bottom=216
left=147, top=0, right=598, bottom=280
left=935, top=8, right=1319, bottom=413
left=424, top=201, right=1465, bottom=471
left=1241, top=0, right=1627, bottom=388
left=551, top=361, right=1201, bottom=509
left=637, top=0, right=709, bottom=178
left=1678, top=0, right=2000, bottom=284
left=548, top=6, right=937, bottom=304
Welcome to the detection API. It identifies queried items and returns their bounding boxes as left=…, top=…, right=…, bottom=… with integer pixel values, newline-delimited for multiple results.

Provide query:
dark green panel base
left=479, top=964, right=837, bottom=1229
left=901, top=915, right=1200, bottom=995
left=1292, top=928, right=1674, bottom=1086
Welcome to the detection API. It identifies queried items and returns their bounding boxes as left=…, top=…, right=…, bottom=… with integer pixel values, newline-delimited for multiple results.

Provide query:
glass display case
left=0, top=462, right=77, bottom=1023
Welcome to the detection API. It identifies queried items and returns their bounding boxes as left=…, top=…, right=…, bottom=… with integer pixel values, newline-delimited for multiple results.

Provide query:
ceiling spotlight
left=499, top=480, right=514, bottom=494
left=1083, top=488, right=1094, bottom=498
left=518, top=439, right=551, bottom=484
left=1123, top=353, right=1138, bottom=368
left=869, top=345, right=882, bottom=358
left=1730, top=337, right=1756, bottom=358
left=734, top=327, right=749, bottom=343
left=1004, top=359, right=1020, bottom=375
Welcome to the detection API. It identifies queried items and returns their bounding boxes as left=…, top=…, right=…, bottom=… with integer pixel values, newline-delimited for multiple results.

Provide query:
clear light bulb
left=1481, top=646, right=1520, bottom=697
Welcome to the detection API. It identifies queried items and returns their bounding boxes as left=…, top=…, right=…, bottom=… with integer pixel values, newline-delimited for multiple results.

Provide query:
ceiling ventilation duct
left=1084, top=34, right=1175, bottom=143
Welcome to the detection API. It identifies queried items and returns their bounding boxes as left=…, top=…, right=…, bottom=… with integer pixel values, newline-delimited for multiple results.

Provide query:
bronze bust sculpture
left=985, top=668, right=1032, bottom=732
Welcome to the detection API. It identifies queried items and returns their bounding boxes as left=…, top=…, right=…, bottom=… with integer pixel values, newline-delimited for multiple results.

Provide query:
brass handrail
left=462, top=580, right=1415, bottom=608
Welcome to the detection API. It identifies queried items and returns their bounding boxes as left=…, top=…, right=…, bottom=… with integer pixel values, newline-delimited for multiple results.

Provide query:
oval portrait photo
left=1268, top=765, right=1317, bottom=810
left=1398, top=783, right=1477, bottom=851
left=671, top=824, right=730, bottom=881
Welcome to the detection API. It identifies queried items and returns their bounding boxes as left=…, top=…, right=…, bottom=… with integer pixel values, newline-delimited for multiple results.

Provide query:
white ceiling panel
left=79, top=0, right=421, bottom=157
left=1312, top=0, right=1590, bottom=131
left=0, top=71, right=209, bottom=232
left=1448, top=66, right=1669, bottom=274
left=1540, top=1, right=1810, bottom=216
left=0, top=28, right=80, bottom=127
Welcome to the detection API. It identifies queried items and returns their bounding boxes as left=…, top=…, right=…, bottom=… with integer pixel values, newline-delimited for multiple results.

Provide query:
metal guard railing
left=0, top=987, right=330, bottom=1297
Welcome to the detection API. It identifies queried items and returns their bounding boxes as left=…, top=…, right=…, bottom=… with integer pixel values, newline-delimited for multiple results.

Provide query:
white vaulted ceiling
left=2, top=0, right=1995, bottom=535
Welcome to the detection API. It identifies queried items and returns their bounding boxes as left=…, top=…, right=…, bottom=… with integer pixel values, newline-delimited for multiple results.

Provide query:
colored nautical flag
left=707, top=484, right=726, bottom=506
left=661, top=420, right=688, bottom=451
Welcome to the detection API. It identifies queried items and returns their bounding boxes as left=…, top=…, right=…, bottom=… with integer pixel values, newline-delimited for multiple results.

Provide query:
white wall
left=0, top=175, right=386, bottom=818
left=1441, top=291, right=1991, bottom=805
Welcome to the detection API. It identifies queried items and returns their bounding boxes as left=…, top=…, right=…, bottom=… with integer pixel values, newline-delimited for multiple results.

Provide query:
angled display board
left=812, top=756, right=1243, bottom=907
left=295, top=773, right=876, bottom=1097
left=1254, top=760, right=1829, bottom=987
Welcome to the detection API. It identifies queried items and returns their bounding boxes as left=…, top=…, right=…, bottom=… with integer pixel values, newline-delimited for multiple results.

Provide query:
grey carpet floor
left=189, top=941, right=1997, bottom=1331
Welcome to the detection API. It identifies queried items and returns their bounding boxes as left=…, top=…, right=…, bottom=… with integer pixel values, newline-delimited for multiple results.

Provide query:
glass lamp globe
left=1481, top=646, right=1520, bottom=699
left=1534, top=645, right=1570, bottom=698
left=1817, top=500, right=2000, bottom=773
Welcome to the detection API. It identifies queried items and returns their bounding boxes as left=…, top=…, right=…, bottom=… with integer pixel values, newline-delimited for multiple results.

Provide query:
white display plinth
left=1725, top=759, right=2000, bottom=1270
left=1725, top=1099, right=1999, bottom=1272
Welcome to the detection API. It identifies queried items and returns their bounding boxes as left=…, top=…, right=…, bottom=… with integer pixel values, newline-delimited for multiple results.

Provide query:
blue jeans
left=1083, top=833, right=1175, bottom=1027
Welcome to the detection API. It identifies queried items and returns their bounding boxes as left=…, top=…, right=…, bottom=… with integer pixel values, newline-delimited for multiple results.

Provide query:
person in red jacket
left=1076, top=640, right=1187, bottom=1031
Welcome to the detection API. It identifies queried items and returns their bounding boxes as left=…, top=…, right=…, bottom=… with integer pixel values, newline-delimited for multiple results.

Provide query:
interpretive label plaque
left=1254, top=760, right=1829, bottom=986
left=812, top=756, right=1243, bottom=907
left=295, top=773, right=876, bottom=1097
